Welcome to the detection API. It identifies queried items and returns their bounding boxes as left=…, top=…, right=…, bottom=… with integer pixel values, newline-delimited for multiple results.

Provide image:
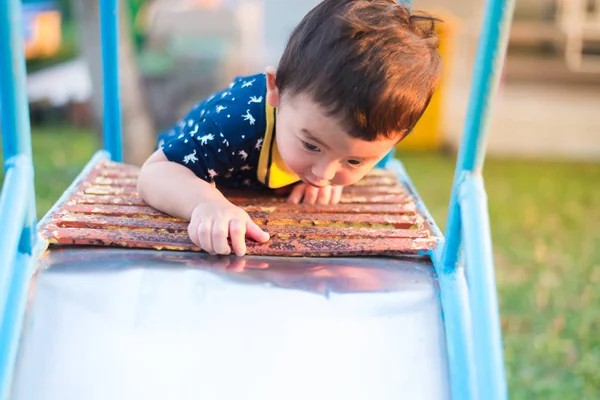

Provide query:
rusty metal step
left=40, top=159, right=439, bottom=256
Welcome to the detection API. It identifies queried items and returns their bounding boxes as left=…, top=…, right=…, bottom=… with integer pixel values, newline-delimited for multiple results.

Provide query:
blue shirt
left=158, top=73, right=300, bottom=189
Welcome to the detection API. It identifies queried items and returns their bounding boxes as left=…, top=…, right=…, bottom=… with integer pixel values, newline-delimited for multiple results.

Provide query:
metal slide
left=0, top=0, right=514, bottom=399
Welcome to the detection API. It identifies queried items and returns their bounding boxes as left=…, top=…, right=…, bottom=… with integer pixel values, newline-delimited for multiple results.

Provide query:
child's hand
left=286, top=184, right=343, bottom=205
left=188, top=198, right=270, bottom=257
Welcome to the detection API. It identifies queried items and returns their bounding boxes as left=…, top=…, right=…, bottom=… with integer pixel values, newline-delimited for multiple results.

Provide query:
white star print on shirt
left=242, top=109, right=256, bottom=125
left=159, top=73, right=273, bottom=188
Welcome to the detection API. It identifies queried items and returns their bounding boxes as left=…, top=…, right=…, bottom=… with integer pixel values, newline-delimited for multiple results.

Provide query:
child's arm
left=137, top=150, right=270, bottom=256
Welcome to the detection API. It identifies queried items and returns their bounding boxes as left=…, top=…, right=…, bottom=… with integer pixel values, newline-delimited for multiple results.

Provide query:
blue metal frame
left=459, top=174, right=506, bottom=398
left=100, top=0, right=124, bottom=162
left=0, top=0, right=515, bottom=398
left=389, top=0, right=514, bottom=397
left=0, top=0, right=38, bottom=397
left=389, top=159, right=477, bottom=399
left=436, top=0, right=515, bottom=398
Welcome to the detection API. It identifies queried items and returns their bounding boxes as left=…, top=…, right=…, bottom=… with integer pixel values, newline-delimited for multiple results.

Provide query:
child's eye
left=347, top=159, right=362, bottom=166
left=302, top=141, right=320, bottom=152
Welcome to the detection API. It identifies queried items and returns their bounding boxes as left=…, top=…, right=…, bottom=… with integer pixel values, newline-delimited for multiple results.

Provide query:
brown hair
left=276, top=0, right=442, bottom=141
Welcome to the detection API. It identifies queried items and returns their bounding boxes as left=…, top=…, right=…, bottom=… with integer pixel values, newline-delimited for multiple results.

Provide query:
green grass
left=0, top=125, right=99, bottom=217
left=1, top=126, right=599, bottom=398
left=401, top=153, right=600, bottom=399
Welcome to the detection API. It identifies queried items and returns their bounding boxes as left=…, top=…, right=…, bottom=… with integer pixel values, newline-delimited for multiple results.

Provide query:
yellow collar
left=256, top=103, right=300, bottom=189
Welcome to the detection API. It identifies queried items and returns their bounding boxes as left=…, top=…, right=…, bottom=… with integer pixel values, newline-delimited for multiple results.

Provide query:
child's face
left=266, top=69, right=399, bottom=188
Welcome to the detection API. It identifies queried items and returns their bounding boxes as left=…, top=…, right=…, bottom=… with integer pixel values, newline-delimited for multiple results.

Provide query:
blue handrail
left=0, top=3, right=33, bottom=162
left=0, top=0, right=37, bottom=284
left=460, top=174, right=506, bottom=398
left=443, top=0, right=515, bottom=272
left=0, top=0, right=38, bottom=396
left=100, top=0, right=123, bottom=162
left=438, top=0, right=515, bottom=399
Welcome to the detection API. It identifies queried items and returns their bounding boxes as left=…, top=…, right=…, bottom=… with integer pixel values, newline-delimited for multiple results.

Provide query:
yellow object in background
left=24, top=10, right=62, bottom=60
left=397, top=12, right=456, bottom=151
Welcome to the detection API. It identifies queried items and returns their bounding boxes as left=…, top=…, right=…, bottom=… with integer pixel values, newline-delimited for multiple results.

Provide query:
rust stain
left=240, top=203, right=415, bottom=215
left=54, top=214, right=429, bottom=239
left=47, top=227, right=436, bottom=256
left=39, top=160, right=439, bottom=256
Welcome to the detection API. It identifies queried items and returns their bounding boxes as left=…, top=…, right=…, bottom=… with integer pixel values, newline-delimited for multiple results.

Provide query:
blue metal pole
left=460, top=174, right=506, bottom=399
left=433, top=251, right=477, bottom=400
left=442, top=0, right=515, bottom=272
left=0, top=1, right=38, bottom=391
left=0, top=0, right=37, bottom=253
left=0, top=250, right=33, bottom=400
left=100, top=0, right=123, bottom=162
left=0, top=158, right=31, bottom=315
left=0, top=159, right=33, bottom=400
left=0, top=0, right=33, bottom=162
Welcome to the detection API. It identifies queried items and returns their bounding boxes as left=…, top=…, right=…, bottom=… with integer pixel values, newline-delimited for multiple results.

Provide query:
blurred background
left=1, top=0, right=599, bottom=398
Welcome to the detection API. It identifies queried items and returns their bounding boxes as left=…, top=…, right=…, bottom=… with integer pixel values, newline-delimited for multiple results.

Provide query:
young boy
left=137, top=0, right=441, bottom=257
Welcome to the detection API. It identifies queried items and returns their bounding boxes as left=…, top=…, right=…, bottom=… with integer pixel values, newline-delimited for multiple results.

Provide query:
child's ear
left=265, top=66, right=280, bottom=108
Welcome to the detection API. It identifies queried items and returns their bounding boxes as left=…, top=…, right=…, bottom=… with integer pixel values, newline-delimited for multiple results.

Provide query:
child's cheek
left=333, top=170, right=362, bottom=187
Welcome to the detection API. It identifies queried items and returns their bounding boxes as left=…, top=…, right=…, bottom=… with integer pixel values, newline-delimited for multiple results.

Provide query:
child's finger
left=331, top=186, right=343, bottom=204
left=302, top=185, right=319, bottom=204
left=316, top=186, right=332, bottom=204
left=187, top=216, right=201, bottom=247
left=287, top=184, right=306, bottom=204
left=229, top=218, right=247, bottom=257
left=212, top=220, right=231, bottom=255
left=198, top=219, right=216, bottom=255
left=246, top=219, right=270, bottom=243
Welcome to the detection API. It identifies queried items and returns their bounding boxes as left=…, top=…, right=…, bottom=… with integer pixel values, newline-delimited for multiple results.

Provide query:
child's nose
left=312, top=161, right=337, bottom=182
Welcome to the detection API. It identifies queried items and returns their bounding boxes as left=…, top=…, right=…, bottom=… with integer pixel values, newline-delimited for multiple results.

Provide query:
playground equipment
left=0, top=0, right=515, bottom=399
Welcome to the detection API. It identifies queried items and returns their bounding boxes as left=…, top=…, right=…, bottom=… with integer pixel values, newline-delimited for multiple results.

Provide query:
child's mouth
left=301, top=176, right=327, bottom=189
